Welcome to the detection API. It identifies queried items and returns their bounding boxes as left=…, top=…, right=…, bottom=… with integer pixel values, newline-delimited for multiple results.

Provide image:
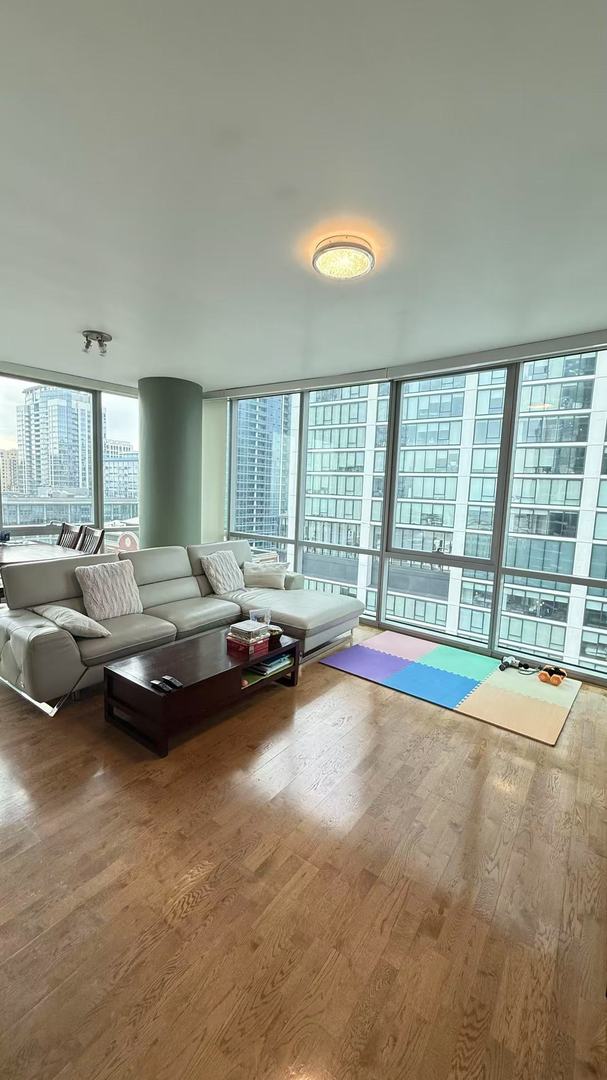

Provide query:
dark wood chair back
left=57, top=523, right=82, bottom=549
left=76, top=526, right=105, bottom=554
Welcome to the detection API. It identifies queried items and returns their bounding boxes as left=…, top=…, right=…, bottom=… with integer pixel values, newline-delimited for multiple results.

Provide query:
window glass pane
left=231, top=395, right=300, bottom=537
left=102, top=394, right=139, bottom=552
left=505, top=351, right=606, bottom=578
left=0, top=376, right=94, bottom=540
left=302, top=544, right=378, bottom=616
left=497, top=574, right=607, bottom=675
left=594, top=513, right=607, bottom=541
left=384, top=557, right=493, bottom=643
left=303, top=383, right=388, bottom=551
left=392, top=369, right=506, bottom=556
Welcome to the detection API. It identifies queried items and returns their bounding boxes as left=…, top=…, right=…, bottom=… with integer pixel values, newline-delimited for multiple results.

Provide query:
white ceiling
left=1, top=1, right=606, bottom=392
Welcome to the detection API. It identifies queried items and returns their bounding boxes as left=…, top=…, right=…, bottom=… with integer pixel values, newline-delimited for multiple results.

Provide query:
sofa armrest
left=284, top=572, right=305, bottom=591
left=4, top=620, right=85, bottom=702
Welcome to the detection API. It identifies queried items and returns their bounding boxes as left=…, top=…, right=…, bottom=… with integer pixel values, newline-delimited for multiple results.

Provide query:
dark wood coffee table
left=104, top=628, right=300, bottom=756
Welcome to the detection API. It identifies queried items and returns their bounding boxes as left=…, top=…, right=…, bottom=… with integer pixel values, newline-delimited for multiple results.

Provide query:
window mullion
left=92, top=390, right=104, bottom=529
left=487, top=363, right=521, bottom=654
left=294, top=391, right=308, bottom=574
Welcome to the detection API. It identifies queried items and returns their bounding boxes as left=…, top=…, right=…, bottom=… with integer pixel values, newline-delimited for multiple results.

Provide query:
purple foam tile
left=321, top=645, right=410, bottom=684
left=361, top=631, right=437, bottom=661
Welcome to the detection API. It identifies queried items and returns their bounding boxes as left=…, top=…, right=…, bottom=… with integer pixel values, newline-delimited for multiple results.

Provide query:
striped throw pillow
left=200, top=550, right=244, bottom=595
left=75, top=560, right=143, bottom=621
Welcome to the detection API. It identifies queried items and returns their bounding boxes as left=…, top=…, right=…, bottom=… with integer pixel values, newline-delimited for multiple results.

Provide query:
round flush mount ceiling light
left=312, top=234, right=375, bottom=279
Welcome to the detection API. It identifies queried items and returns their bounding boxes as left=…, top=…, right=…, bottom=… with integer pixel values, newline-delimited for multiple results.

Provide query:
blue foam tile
left=381, top=662, right=479, bottom=709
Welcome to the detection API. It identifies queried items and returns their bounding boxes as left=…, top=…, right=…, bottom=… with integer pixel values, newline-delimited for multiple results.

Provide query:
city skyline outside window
left=498, top=351, right=607, bottom=668
left=102, top=392, right=140, bottom=552
left=0, top=377, right=94, bottom=539
left=0, top=375, right=139, bottom=548
left=228, top=349, right=607, bottom=678
left=302, top=383, right=388, bottom=615
left=231, top=395, right=299, bottom=540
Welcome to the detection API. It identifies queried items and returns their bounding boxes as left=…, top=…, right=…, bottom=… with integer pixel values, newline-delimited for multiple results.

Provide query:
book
left=227, top=636, right=269, bottom=658
left=228, top=619, right=270, bottom=643
left=242, top=658, right=293, bottom=687
left=249, top=655, right=293, bottom=676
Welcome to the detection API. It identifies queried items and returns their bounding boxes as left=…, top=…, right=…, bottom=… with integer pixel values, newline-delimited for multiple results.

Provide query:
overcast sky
left=0, top=377, right=138, bottom=450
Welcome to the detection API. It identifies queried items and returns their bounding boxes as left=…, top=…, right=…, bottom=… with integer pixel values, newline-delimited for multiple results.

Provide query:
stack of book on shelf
left=226, top=619, right=271, bottom=658
left=250, top=655, right=293, bottom=676
left=241, top=653, right=293, bottom=687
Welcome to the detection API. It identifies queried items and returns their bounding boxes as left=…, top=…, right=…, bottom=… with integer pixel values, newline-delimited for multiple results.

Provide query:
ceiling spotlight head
left=82, top=330, right=112, bottom=356
left=312, top=234, right=375, bottom=280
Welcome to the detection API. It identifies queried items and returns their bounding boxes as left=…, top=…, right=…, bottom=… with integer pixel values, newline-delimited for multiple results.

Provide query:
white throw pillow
left=31, top=603, right=111, bottom=638
left=243, top=562, right=287, bottom=590
left=200, top=550, right=244, bottom=594
left=75, top=560, right=143, bottom=621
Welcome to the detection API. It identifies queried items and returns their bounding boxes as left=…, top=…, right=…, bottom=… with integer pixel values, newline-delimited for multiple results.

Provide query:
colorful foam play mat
left=321, top=631, right=582, bottom=745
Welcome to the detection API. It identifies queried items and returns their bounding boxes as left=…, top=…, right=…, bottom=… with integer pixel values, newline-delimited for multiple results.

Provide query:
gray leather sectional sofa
left=0, top=540, right=363, bottom=705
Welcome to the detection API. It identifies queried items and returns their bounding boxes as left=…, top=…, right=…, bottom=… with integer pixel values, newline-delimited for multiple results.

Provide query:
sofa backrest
left=119, top=546, right=201, bottom=609
left=187, top=540, right=253, bottom=594
left=2, top=552, right=117, bottom=611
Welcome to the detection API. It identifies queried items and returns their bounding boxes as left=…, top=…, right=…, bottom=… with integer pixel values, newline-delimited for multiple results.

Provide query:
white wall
left=201, top=398, right=228, bottom=542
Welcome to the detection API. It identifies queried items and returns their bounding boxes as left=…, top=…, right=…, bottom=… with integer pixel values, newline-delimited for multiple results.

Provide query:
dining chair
left=76, top=526, right=105, bottom=554
left=57, top=523, right=83, bottom=549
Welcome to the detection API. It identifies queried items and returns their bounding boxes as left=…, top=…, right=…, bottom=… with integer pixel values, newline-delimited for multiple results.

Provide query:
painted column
left=138, top=377, right=202, bottom=548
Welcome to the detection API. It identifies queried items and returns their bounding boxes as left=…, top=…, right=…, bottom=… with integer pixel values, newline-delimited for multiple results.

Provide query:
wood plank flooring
left=0, top=630, right=605, bottom=1079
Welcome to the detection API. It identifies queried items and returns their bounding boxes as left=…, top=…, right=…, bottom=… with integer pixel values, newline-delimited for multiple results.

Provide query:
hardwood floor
left=0, top=631, right=605, bottom=1079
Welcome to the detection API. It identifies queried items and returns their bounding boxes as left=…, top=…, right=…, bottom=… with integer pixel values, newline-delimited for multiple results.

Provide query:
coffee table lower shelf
left=104, top=630, right=300, bottom=757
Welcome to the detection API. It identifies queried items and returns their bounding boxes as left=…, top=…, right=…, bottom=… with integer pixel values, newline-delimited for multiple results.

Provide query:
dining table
left=0, top=542, right=81, bottom=568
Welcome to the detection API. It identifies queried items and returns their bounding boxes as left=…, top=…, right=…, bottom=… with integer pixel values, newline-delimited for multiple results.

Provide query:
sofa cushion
left=187, top=541, right=252, bottom=575
left=31, top=603, right=110, bottom=638
left=77, top=614, right=176, bottom=666
left=119, top=547, right=202, bottom=608
left=223, top=587, right=364, bottom=634
left=75, top=560, right=143, bottom=621
left=243, top=562, right=287, bottom=590
left=200, top=550, right=245, bottom=595
left=143, top=597, right=241, bottom=638
left=1, top=553, right=117, bottom=611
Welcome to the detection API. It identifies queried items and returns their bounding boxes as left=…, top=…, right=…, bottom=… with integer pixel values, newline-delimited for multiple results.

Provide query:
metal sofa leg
left=0, top=673, right=87, bottom=717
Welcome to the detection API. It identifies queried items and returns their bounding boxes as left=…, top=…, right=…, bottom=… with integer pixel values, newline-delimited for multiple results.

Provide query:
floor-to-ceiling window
left=383, top=369, right=508, bottom=643
left=229, top=394, right=299, bottom=566
left=0, top=375, right=94, bottom=540
left=498, top=350, right=607, bottom=675
left=101, top=392, right=140, bottom=552
left=301, top=383, right=387, bottom=614
left=227, top=345, right=607, bottom=681
left=0, top=374, right=139, bottom=549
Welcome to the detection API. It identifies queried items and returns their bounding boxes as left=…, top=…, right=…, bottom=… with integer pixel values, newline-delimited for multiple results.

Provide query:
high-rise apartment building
left=16, top=385, right=93, bottom=495
left=103, top=452, right=139, bottom=501
left=0, top=448, right=19, bottom=494
left=104, top=437, right=134, bottom=458
left=232, top=395, right=299, bottom=538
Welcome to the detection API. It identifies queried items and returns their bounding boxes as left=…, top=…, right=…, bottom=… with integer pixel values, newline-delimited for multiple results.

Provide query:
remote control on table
left=151, top=679, right=171, bottom=693
left=161, top=675, right=183, bottom=690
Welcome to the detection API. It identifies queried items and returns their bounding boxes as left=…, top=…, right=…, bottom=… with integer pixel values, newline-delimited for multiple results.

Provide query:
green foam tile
left=417, top=644, right=500, bottom=682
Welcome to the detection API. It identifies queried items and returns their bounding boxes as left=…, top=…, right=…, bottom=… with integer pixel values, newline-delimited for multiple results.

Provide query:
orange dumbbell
left=538, top=665, right=567, bottom=686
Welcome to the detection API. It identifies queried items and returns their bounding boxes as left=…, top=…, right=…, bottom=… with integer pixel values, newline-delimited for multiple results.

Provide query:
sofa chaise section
left=187, top=542, right=363, bottom=654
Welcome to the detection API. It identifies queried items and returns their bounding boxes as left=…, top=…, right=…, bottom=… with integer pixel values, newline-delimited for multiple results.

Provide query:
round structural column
left=138, top=377, right=202, bottom=548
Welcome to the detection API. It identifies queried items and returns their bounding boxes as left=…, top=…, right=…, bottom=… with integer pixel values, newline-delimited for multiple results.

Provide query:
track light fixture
left=82, top=330, right=112, bottom=357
